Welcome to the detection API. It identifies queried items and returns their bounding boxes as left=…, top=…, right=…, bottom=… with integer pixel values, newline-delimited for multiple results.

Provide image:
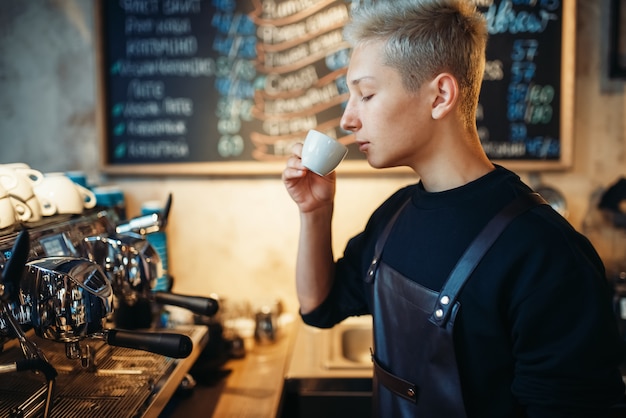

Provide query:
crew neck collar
left=411, top=165, right=517, bottom=209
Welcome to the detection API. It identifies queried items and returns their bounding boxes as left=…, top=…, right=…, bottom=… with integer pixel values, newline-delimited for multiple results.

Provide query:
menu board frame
left=96, top=0, right=575, bottom=176
left=610, top=0, right=626, bottom=78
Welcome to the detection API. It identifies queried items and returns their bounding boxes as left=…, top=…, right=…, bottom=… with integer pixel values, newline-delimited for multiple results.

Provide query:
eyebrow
left=349, top=76, right=375, bottom=86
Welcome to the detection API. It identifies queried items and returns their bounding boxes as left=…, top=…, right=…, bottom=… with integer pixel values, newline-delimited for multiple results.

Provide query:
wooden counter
left=163, top=320, right=296, bottom=418
left=212, top=324, right=295, bottom=418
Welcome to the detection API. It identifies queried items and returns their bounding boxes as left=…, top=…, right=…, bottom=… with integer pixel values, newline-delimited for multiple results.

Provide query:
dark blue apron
left=365, top=193, right=546, bottom=417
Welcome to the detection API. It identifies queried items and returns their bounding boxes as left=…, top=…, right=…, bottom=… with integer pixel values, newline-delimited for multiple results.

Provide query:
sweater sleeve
left=506, top=214, right=625, bottom=416
left=301, top=186, right=417, bottom=328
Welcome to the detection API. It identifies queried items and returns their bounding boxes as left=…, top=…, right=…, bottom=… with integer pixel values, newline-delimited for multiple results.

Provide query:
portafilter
left=84, top=192, right=218, bottom=322
left=20, top=256, right=193, bottom=364
left=22, top=256, right=113, bottom=342
left=81, top=234, right=159, bottom=307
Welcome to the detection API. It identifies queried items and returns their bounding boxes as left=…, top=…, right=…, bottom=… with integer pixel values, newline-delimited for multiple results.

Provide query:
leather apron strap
left=373, top=355, right=418, bottom=403
left=366, top=199, right=411, bottom=284
left=429, top=192, right=547, bottom=327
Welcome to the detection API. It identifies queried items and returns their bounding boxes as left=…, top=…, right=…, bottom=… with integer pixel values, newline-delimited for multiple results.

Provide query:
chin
left=368, top=159, right=408, bottom=173
left=367, top=157, right=393, bottom=170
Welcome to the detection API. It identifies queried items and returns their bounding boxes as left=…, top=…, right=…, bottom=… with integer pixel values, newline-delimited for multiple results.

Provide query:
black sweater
left=302, top=166, right=625, bottom=417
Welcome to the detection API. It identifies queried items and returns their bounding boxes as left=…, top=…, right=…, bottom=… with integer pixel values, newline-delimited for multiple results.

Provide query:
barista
left=282, top=0, right=625, bottom=416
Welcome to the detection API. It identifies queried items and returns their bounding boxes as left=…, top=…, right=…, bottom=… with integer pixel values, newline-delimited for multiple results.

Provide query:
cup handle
left=10, top=198, right=32, bottom=222
left=21, top=168, right=44, bottom=186
left=77, top=185, right=96, bottom=209
left=38, top=197, right=57, bottom=216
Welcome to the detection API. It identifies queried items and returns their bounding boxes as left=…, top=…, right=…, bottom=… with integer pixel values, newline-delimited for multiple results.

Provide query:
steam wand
left=115, top=192, right=172, bottom=238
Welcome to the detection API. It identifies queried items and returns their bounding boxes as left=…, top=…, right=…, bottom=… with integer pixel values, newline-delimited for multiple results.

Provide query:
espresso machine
left=82, top=194, right=218, bottom=330
left=0, top=206, right=213, bottom=418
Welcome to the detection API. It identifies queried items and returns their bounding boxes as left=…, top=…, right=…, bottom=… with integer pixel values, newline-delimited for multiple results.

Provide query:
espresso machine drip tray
left=0, top=325, right=208, bottom=418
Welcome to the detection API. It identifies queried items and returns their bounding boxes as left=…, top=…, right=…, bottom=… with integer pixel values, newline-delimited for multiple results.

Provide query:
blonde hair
left=344, top=0, right=488, bottom=128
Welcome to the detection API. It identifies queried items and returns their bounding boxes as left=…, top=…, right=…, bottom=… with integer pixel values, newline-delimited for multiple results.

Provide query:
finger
left=285, top=153, right=304, bottom=169
left=282, top=166, right=306, bottom=181
left=291, top=142, right=304, bottom=157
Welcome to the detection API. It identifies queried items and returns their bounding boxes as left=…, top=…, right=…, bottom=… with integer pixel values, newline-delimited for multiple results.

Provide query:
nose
left=340, top=98, right=360, bottom=132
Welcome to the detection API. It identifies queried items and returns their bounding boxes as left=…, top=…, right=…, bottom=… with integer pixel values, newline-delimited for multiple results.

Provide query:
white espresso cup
left=301, top=130, right=348, bottom=176
left=0, top=183, right=17, bottom=231
left=34, top=172, right=97, bottom=215
left=0, top=164, right=44, bottom=222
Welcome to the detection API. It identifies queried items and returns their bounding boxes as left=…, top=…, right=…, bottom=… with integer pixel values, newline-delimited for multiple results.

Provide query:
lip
left=356, top=141, right=370, bottom=153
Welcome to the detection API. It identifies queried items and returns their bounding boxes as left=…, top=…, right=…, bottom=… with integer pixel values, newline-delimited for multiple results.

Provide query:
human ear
left=431, top=73, right=458, bottom=120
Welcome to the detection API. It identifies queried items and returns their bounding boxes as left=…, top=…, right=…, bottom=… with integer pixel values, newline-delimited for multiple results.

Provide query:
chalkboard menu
left=476, top=0, right=574, bottom=170
left=97, top=0, right=574, bottom=175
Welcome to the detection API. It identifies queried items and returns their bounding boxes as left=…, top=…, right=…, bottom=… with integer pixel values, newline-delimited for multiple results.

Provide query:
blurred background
left=0, top=0, right=624, bottom=314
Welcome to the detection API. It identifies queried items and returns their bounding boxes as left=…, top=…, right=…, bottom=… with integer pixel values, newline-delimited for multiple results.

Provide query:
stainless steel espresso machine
left=0, top=205, right=216, bottom=418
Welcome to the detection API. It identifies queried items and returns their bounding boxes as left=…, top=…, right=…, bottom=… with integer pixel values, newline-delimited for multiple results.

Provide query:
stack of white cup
left=0, top=163, right=96, bottom=228
left=0, top=163, right=44, bottom=225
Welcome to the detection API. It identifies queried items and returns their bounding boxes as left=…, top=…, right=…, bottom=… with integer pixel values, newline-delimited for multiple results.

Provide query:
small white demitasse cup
left=301, top=130, right=348, bottom=176
left=34, top=172, right=97, bottom=216
left=0, top=164, right=43, bottom=222
left=0, top=164, right=44, bottom=201
left=0, top=183, right=17, bottom=231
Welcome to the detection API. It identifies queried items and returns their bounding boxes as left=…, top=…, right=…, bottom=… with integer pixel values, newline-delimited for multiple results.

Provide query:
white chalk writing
left=484, top=0, right=558, bottom=34
left=264, top=83, right=339, bottom=114
left=115, top=58, right=216, bottom=77
left=126, top=36, right=197, bottom=57
left=127, top=119, right=186, bottom=136
left=262, top=0, right=321, bottom=20
left=128, top=139, right=190, bottom=158
left=264, top=66, right=318, bottom=94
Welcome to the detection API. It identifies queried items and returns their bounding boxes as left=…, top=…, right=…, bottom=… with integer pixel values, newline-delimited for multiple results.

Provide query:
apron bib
left=365, top=193, right=546, bottom=417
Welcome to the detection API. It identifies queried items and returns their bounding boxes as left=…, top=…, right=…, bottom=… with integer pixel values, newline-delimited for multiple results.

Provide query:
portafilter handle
left=0, top=229, right=29, bottom=303
left=0, top=230, right=49, bottom=362
left=154, top=291, right=219, bottom=317
left=101, top=329, right=193, bottom=359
